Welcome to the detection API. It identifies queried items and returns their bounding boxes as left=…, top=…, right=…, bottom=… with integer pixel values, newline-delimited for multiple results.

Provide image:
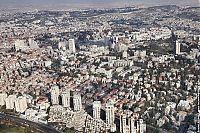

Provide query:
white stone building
left=5, top=95, right=17, bottom=110
left=61, top=91, right=71, bottom=108
left=93, top=101, right=101, bottom=120
left=0, top=93, right=7, bottom=106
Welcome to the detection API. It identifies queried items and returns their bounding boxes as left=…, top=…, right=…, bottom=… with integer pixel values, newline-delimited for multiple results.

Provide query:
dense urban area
left=0, top=5, right=199, bottom=133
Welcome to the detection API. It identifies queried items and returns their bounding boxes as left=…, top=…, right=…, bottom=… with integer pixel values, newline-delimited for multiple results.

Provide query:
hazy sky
left=0, top=0, right=199, bottom=10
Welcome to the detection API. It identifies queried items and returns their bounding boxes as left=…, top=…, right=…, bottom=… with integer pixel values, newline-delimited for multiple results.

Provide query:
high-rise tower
left=68, top=39, right=76, bottom=53
left=120, top=114, right=127, bottom=133
left=93, top=101, right=101, bottom=119
left=73, top=92, right=82, bottom=111
left=15, top=96, right=27, bottom=113
left=175, top=40, right=181, bottom=55
left=5, top=95, right=16, bottom=110
left=50, top=85, right=60, bottom=105
left=61, top=91, right=71, bottom=108
left=105, top=101, right=116, bottom=132
left=130, top=116, right=136, bottom=133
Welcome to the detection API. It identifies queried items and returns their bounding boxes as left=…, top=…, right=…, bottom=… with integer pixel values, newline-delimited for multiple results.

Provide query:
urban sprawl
left=0, top=5, right=199, bottom=133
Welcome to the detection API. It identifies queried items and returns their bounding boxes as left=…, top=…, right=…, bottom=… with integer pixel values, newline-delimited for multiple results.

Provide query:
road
left=0, top=113, right=62, bottom=133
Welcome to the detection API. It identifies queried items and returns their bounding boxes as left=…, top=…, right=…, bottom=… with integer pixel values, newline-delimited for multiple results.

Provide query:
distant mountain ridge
left=0, top=0, right=199, bottom=11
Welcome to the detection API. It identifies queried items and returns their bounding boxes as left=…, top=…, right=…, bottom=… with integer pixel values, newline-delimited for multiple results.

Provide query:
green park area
left=0, top=124, right=38, bottom=133
left=0, top=126, right=25, bottom=133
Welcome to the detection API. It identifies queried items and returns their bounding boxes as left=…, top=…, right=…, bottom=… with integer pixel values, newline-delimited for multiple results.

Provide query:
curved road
left=0, top=113, right=62, bottom=133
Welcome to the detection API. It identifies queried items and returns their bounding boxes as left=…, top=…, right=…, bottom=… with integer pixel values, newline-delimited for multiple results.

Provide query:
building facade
left=5, top=95, right=16, bottom=110
left=50, top=85, right=60, bottom=105
left=15, top=96, right=28, bottom=113
left=93, top=101, right=101, bottom=120
left=120, top=114, right=146, bottom=133
left=61, top=91, right=71, bottom=108
left=105, top=101, right=116, bottom=132
left=68, top=39, right=76, bottom=53
left=0, top=93, right=7, bottom=106
left=73, top=92, right=82, bottom=111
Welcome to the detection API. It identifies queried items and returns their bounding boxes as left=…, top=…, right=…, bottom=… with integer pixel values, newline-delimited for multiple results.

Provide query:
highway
left=0, top=113, right=62, bottom=133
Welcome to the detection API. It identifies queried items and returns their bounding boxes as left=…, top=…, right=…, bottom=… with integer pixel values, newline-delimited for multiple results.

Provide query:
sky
left=0, top=0, right=199, bottom=10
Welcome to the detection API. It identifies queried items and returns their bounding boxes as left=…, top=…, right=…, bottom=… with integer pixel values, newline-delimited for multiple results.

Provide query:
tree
left=24, top=126, right=32, bottom=133
left=63, top=127, right=75, bottom=133
left=122, top=104, right=129, bottom=110
left=162, top=122, right=172, bottom=131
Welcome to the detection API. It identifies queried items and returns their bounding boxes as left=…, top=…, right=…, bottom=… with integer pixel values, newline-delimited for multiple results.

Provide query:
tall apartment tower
left=130, top=116, right=136, bottom=133
left=50, top=85, right=60, bottom=105
left=73, top=92, right=82, bottom=111
left=105, top=101, right=116, bottom=132
left=93, top=101, right=101, bottom=119
left=113, top=36, right=119, bottom=44
left=5, top=95, right=16, bottom=110
left=15, top=96, right=27, bottom=113
left=68, top=39, right=76, bottom=53
left=175, top=40, right=181, bottom=55
left=138, top=119, right=145, bottom=133
left=61, top=91, right=71, bottom=108
left=120, top=114, right=145, bottom=133
left=111, top=36, right=119, bottom=49
left=120, top=114, right=127, bottom=133
left=0, top=93, right=7, bottom=106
